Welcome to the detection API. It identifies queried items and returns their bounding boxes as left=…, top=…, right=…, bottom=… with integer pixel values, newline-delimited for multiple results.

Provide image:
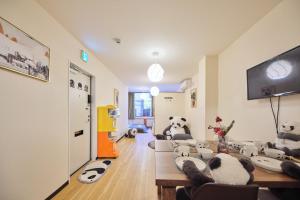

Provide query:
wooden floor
left=54, top=132, right=159, bottom=200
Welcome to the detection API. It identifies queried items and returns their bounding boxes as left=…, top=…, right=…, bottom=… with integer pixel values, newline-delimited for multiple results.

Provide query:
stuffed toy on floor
left=125, top=128, right=137, bottom=138
left=176, top=153, right=255, bottom=200
left=156, top=116, right=191, bottom=140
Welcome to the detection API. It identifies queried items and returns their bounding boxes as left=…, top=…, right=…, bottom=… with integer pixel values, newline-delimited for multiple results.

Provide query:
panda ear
left=208, top=157, right=221, bottom=170
left=181, top=118, right=186, bottom=122
left=239, top=158, right=255, bottom=173
left=169, top=116, right=173, bottom=120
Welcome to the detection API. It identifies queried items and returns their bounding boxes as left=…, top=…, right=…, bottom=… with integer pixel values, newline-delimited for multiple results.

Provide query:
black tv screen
left=247, top=46, right=300, bottom=100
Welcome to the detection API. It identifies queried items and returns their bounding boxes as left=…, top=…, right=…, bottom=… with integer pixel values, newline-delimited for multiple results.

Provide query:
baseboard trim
left=45, top=181, right=69, bottom=200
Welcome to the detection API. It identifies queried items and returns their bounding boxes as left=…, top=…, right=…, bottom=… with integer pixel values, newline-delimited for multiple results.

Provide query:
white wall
left=184, top=69, right=204, bottom=140
left=154, top=93, right=185, bottom=135
left=204, top=56, right=218, bottom=140
left=0, top=0, right=128, bottom=199
left=185, top=56, right=218, bottom=141
left=218, top=0, right=300, bottom=142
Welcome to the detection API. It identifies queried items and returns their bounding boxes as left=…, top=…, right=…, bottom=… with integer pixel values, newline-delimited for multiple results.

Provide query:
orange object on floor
left=97, top=132, right=119, bottom=158
left=97, top=105, right=119, bottom=158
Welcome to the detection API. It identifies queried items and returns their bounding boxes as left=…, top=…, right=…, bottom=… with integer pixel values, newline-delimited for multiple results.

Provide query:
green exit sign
left=81, top=50, right=88, bottom=63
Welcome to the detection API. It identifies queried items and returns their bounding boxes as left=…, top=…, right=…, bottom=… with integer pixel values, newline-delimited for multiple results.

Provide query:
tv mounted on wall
left=247, top=45, right=300, bottom=100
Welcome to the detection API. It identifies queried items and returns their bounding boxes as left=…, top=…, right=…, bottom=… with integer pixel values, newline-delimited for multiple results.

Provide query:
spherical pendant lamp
left=147, top=63, right=164, bottom=82
left=150, top=86, right=160, bottom=96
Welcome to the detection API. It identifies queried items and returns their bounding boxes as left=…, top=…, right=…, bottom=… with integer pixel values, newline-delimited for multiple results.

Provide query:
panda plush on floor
left=125, top=128, right=137, bottom=138
left=157, top=116, right=191, bottom=140
left=78, top=160, right=111, bottom=184
left=176, top=153, right=255, bottom=200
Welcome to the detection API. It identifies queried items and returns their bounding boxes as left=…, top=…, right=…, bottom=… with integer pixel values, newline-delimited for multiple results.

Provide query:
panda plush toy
left=125, top=128, right=137, bottom=138
left=266, top=121, right=300, bottom=183
left=78, top=160, right=111, bottom=183
left=161, top=116, right=191, bottom=140
left=275, top=121, right=300, bottom=157
left=176, top=153, right=255, bottom=200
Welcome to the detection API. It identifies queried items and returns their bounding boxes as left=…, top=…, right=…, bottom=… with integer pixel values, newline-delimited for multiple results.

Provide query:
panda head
left=280, top=121, right=300, bottom=135
left=208, top=153, right=254, bottom=185
left=169, top=116, right=187, bottom=129
left=130, top=128, right=138, bottom=136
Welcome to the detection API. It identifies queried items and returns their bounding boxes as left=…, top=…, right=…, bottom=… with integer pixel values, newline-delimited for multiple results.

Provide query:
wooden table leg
left=158, top=185, right=162, bottom=195
left=162, top=186, right=176, bottom=200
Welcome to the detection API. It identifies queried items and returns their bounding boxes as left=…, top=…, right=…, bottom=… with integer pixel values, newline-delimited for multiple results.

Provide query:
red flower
left=216, top=129, right=225, bottom=137
left=216, top=116, right=222, bottom=122
left=214, top=127, right=221, bottom=133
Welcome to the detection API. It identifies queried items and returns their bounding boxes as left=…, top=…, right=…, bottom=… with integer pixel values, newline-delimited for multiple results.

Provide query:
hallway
left=54, top=132, right=158, bottom=200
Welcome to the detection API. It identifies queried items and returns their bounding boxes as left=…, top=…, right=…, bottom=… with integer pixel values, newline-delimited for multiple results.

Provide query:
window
left=134, top=93, right=153, bottom=117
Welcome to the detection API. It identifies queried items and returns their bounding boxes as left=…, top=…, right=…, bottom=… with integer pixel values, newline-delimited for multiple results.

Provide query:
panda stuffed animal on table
left=176, top=153, right=255, bottom=200
left=265, top=121, right=300, bottom=199
left=274, top=121, right=300, bottom=157
left=160, top=116, right=191, bottom=140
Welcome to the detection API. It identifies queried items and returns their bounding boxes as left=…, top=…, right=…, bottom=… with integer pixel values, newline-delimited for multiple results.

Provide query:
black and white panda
left=125, top=128, right=137, bottom=138
left=176, top=153, right=255, bottom=200
left=275, top=121, right=300, bottom=157
left=162, top=116, right=191, bottom=140
left=78, top=160, right=111, bottom=183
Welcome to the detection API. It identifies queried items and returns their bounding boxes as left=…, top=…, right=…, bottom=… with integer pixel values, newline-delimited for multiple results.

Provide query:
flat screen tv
left=247, top=45, right=300, bottom=100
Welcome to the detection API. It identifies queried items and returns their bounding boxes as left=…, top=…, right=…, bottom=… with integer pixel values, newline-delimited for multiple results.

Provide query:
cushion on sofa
left=172, top=134, right=193, bottom=140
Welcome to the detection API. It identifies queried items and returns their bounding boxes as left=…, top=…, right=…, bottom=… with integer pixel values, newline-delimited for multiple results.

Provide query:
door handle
left=74, top=130, right=84, bottom=137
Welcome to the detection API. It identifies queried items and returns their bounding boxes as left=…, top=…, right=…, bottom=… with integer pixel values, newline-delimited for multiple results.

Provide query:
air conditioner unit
left=180, top=79, right=192, bottom=92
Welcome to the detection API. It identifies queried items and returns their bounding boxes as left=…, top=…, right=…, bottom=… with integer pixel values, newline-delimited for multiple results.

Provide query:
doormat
left=78, top=160, right=111, bottom=183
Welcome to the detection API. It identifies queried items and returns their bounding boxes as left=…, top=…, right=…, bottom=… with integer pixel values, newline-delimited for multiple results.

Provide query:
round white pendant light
left=150, top=86, right=160, bottom=96
left=147, top=63, right=164, bottom=82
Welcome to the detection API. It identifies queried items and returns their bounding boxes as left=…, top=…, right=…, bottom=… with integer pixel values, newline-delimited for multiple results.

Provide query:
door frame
left=68, top=62, right=97, bottom=177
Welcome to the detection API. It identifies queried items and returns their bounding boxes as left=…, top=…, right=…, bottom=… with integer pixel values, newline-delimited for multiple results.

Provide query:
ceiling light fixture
left=147, top=52, right=164, bottom=82
left=147, top=63, right=164, bottom=82
left=150, top=86, right=160, bottom=96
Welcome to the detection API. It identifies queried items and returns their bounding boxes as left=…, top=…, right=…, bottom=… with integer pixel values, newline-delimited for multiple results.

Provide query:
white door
left=69, top=67, right=91, bottom=174
left=154, top=93, right=185, bottom=135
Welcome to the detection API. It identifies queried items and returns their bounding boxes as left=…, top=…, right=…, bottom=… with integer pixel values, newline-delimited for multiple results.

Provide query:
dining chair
left=190, top=183, right=259, bottom=200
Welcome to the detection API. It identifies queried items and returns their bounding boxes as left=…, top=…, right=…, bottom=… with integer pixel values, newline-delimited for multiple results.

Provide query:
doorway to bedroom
left=128, top=92, right=154, bottom=134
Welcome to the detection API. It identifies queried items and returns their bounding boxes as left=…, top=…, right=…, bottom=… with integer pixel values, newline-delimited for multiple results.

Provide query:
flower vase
left=217, top=136, right=229, bottom=153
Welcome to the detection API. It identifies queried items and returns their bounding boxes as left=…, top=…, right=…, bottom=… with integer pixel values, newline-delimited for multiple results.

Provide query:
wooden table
left=155, top=141, right=300, bottom=200
left=155, top=140, right=197, bottom=152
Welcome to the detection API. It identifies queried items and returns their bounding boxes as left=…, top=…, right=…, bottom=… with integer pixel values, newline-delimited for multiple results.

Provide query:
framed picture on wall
left=0, top=17, right=50, bottom=81
left=114, top=88, right=119, bottom=107
left=190, top=88, right=197, bottom=108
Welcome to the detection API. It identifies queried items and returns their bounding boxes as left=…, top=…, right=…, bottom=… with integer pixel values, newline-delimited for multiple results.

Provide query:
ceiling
left=37, top=0, right=281, bottom=91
